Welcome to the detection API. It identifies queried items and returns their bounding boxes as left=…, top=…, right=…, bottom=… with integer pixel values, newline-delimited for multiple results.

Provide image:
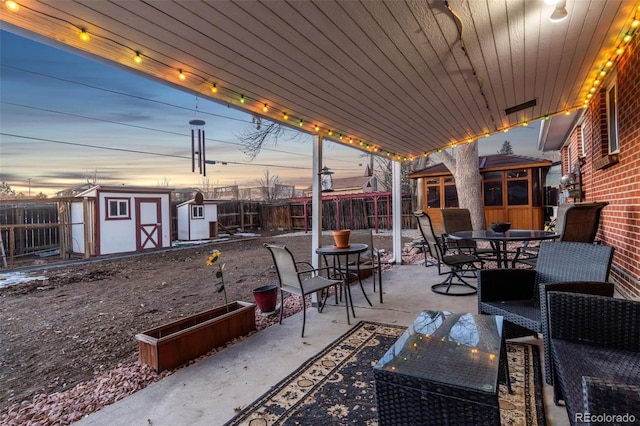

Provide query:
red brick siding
left=577, top=33, right=640, bottom=300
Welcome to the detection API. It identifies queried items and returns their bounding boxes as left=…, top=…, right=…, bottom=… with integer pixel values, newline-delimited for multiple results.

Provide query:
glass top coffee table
left=373, top=310, right=509, bottom=425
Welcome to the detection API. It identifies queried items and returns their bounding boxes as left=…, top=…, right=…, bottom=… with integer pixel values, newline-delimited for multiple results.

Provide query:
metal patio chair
left=414, top=212, right=483, bottom=296
left=265, top=243, right=344, bottom=337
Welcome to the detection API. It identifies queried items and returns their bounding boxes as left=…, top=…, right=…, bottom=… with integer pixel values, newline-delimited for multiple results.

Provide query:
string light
left=314, top=124, right=319, bottom=131
left=79, top=29, right=90, bottom=42
left=5, top=1, right=19, bottom=12
left=11, top=0, right=635, bottom=162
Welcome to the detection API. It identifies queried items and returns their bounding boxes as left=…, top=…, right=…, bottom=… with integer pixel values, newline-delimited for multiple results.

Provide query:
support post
left=392, top=160, right=402, bottom=264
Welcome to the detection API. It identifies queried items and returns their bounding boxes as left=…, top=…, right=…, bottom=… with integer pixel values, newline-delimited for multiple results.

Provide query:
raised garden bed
left=135, top=301, right=256, bottom=372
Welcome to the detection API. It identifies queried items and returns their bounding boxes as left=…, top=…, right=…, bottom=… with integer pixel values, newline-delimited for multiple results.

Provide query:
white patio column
left=311, top=135, right=323, bottom=268
left=311, top=135, right=323, bottom=306
left=392, top=160, right=402, bottom=264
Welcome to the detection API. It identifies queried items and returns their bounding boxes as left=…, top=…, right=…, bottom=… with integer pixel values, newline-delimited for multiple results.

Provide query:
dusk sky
left=0, top=29, right=552, bottom=197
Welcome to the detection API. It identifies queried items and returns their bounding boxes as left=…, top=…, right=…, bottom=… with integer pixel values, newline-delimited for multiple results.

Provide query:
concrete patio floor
left=76, top=262, right=570, bottom=426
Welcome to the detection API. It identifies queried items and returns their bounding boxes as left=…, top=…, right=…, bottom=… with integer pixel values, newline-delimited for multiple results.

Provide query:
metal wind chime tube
left=189, top=119, right=206, bottom=176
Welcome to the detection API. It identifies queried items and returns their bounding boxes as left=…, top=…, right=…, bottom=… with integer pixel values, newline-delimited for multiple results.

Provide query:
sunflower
left=207, top=250, right=221, bottom=265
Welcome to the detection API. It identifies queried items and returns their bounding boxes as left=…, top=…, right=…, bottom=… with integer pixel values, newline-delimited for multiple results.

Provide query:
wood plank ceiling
left=1, top=0, right=638, bottom=159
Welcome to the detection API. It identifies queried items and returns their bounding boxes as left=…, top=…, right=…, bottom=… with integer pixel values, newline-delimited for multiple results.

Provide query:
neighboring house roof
left=177, top=199, right=221, bottom=208
left=75, top=185, right=174, bottom=198
left=408, top=154, right=553, bottom=178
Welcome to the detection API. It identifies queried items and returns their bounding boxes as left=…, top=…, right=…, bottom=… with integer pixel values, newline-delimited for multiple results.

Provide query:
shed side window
left=106, top=198, right=130, bottom=219
left=192, top=205, right=204, bottom=219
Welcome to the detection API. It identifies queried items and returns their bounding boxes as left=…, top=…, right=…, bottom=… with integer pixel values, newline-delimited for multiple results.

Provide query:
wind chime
left=189, top=119, right=206, bottom=176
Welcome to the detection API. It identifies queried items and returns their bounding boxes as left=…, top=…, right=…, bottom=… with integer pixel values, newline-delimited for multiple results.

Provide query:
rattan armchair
left=478, top=241, right=614, bottom=385
left=547, top=292, right=640, bottom=424
left=512, top=201, right=609, bottom=267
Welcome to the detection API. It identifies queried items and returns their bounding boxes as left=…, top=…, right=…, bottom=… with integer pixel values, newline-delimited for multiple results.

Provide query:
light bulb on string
left=178, top=69, right=186, bottom=81
left=5, top=1, right=19, bottom=12
left=79, top=29, right=90, bottom=42
left=133, top=52, right=142, bottom=64
left=314, top=124, right=320, bottom=132
left=240, top=94, right=245, bottom=103
left=298, top=119, right=303, bottom=127
left=211, top=83, right=218, bottom=94
left=263, top=104, right=268, bottom=113
left=623, top=33, right=632, bottom=43
left=283, top=112, right=288, bottom=120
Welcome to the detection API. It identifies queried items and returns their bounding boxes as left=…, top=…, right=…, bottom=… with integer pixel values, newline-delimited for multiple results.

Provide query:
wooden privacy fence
left=260, top=192, right=415, bottom=232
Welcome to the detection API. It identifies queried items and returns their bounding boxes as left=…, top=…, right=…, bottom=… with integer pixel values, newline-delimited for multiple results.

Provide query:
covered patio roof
left=2, top=0, right=638, bottom=159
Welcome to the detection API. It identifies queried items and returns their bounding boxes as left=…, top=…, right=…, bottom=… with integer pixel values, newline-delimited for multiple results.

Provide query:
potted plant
left=332, top=229, right=351, bottom=248
left=135, top=250, right=256, bottom=372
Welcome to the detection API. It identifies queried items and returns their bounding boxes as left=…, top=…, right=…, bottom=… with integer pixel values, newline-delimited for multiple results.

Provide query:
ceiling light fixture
left=550, top=0, right=568, bottom=22
left=5, top=1, right=19, bottom=11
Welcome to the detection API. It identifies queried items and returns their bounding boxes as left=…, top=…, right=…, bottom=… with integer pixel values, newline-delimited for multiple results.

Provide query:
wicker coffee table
left=374, top=311, right=508, bottom=425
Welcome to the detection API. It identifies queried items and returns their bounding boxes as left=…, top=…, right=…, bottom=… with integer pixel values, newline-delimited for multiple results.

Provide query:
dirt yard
left=0, top=231, right=401, bottom=417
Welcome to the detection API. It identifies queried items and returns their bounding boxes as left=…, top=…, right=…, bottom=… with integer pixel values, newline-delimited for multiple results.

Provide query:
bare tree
left=236, top=117, right=308, bottom=160
left=431, top=143, right=485, bottom=230
left=157, top=176, right=171, bottom=187
left=257, top=169, right=287, bottom=202
left=83, top=169, right=103, bottom=185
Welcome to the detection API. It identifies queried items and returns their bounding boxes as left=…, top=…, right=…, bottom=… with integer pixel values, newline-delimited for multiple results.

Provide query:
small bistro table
left=316, top=243, right=369, bottom=322
left=448, top=229, right=559, bottom=268
left=374, top=310, right=509, bottom=425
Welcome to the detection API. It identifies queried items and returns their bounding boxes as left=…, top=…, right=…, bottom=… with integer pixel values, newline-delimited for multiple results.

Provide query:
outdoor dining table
left=316, top=243, right=370, bottom=321
left=448, top=230, right=559, bottom=268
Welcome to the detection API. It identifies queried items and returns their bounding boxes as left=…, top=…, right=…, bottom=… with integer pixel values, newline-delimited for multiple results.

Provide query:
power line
left=0, top=133, right=315, bottom=170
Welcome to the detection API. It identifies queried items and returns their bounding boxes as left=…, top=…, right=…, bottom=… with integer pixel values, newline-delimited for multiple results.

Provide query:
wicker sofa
left=478, top=241, right=615, bottom=385
left=547, top=292, right=640, bottom=425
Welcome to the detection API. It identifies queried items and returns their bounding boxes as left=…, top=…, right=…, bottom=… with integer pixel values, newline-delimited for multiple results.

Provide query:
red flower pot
left=253, top=285, right=278, bottom=313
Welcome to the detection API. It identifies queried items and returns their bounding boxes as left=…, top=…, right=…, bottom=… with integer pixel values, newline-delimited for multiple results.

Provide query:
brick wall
left=575, top=33, right=640, bottom=300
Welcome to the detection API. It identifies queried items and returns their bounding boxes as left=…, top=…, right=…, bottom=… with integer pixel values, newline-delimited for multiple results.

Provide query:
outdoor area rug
left=225, top=321, right=546, bottom=426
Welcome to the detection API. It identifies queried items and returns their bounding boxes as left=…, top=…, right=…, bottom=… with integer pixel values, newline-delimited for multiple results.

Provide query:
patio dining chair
left=440, top=208, right=496, bottom=262
left=414, top=212, right=483, bottom=296
left=264, top=243, right=344, bottom=337
left=512, top=201, right=609, bottom=267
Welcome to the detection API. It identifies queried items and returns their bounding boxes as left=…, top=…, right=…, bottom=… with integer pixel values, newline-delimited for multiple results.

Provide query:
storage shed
left=177, top=198, right=219, bottom=241
left=70, top=185, right=173, bottom=257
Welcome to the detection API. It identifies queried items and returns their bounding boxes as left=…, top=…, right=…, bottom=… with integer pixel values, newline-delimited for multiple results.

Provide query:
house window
left=443, top=178, right=458, bottom=208
left=507, top=169, right=529, bottom=206
left=192, top=205, right=204, bottom=219
left=606, top=79, right=619, bottom=153
left=106, top=198, right=130, bottom=219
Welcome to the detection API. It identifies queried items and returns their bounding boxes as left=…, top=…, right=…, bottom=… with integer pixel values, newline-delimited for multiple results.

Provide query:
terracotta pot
left=332, top=229, right=351, bottom=248
left=253, top=284, right=278, bottom=313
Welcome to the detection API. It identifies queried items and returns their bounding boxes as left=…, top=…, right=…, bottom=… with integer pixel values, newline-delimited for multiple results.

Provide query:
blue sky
left=0, top=29, right=551, bottom=197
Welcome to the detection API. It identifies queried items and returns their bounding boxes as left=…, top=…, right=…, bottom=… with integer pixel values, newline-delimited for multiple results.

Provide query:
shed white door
left=136, top=198, right=162, bottom=251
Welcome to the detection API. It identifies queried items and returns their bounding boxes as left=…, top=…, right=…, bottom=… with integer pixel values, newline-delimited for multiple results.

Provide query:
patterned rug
left=225, top=321, right=546, bottom=426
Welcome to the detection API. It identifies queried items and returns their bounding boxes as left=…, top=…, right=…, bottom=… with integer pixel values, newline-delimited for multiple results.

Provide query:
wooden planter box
left=135, top=301, right=256, bottom=372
